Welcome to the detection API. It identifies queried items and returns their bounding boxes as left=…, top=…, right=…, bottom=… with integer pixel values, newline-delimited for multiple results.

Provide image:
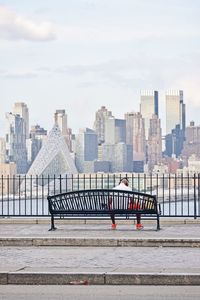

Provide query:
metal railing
left=0, top=173, right=200, bottom=218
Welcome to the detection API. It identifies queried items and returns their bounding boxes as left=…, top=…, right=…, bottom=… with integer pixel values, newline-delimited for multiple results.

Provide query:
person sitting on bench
left=109, top=177, right=143, bottom=230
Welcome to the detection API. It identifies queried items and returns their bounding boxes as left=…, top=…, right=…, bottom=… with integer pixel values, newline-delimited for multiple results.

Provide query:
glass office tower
left=165, top=90, right=186, bottom=157
left=140, top=90, right=158, bottom=140
left=166, top=90, right=185, bottom=135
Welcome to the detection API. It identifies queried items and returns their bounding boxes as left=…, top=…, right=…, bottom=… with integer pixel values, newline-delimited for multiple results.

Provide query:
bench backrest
left=48, top=189, right=158, bottom=215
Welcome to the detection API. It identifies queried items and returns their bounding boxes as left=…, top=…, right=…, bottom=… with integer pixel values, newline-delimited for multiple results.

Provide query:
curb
left=0, top=218, right=200, bottom=225
left=0, top=272, right=200, bottom=285
left=0, top=237, right=200, bottom=247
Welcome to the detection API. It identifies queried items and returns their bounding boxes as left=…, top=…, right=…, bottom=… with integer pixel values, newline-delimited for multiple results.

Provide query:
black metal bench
left=47, top=189, right=161, bottom=231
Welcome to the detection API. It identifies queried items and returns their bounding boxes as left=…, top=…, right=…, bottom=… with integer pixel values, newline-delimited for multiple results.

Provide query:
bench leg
left=157, top=215, right=160, bottom=230
left=48, top=215, right=57, bottom=231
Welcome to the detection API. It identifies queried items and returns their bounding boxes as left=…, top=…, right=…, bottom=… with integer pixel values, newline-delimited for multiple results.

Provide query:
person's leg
left=110, top=212, right=116, bottom=229
left=108, top=197, right=116, bottom=229
left=136, top=213, right=141, bottom=224
left=136, top=213, right=143, bottom=229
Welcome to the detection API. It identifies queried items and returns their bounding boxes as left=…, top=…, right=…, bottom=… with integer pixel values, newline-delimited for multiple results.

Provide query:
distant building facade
left=54, top=109, right=72, bottom=151
left=140, top=90, right=158, bottom=139
left=182, top=121, right=200, bottom=159
left=165, top=90, right=186, bottom=157
left=26, top=125, right=47, bottom=168
left=147, top=115, right=162, bottom=171
left=93, top=106, right=113, bottom=145
left=102, top=143, right=132, bottom=172
left=13, top=102, right=29, bottom=139
left=166, top=90, right=185, bottom=135
left=0, top=162, right=17, bottom=194
left=5, top=112, right=27, bottom=174
left=125, top=111, right=145, bottom=171
left=105, top=117, right=126, bottom=144
left=0, top=138, right=6, bottom=163
left=75, top=128, right=98, bottom=173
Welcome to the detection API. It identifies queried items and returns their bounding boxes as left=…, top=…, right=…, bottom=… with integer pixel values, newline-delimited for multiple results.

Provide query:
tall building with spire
left=140, top=90, right=158, bottom=140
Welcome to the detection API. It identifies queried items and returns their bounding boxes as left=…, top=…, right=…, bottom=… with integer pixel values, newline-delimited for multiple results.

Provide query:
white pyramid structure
left=26, top=124, right=77, bottom=178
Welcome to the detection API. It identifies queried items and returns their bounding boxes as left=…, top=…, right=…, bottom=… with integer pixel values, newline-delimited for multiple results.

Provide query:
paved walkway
left=0, top=218, right=200, bottom=239
left=0, top=219, right=200, bottom=285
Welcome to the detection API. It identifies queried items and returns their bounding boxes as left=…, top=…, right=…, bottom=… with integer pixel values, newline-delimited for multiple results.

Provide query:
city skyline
left=0, top=89, right=193, bottom=137
left=1, top=0, right=200, bottom=136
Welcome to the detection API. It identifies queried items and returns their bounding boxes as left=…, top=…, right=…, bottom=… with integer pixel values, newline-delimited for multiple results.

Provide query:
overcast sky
left=0, top=0, right=200, bottom=136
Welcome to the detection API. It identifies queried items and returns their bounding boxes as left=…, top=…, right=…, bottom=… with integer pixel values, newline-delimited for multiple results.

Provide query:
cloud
left=0, top=70, right=38, bottom=79
left=57, top=24, right=200, bottom=44
left=0, top=5, right=56, bottom=41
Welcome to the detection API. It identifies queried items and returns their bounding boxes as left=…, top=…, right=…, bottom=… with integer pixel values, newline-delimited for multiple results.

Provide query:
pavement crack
left=15, top=266, right=26, bottom=272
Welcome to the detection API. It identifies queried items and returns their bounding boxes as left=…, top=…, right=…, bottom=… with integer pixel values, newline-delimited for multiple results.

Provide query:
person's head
left=119, top=177, right=129, bottom=186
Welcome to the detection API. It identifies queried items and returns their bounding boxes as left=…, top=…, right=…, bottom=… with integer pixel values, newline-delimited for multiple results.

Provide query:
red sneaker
left=111, top=224, right=117, bottom=230
left=136, top=223, right=143, bottom=230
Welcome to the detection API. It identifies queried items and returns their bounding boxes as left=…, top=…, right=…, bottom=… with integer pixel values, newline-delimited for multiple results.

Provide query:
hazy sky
left=0, top=0, right=200, bottom=136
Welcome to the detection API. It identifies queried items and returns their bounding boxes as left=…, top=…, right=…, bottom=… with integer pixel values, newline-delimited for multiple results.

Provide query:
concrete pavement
left=0, top=218, right=200, bottom=285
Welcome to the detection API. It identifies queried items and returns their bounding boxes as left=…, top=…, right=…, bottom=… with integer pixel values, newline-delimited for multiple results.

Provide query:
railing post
left=59, top=174, right=62, bottom=194
left=13, top=175, right=15, bottom=216
left=162, top=174, right=165, bottom=217
left=19, top=175, right=21, bottom=216
left=42, top=175, right=44, bottom=216
left=24, top=174, right=27, bottom=216
left=30, top=175, right=32, bottom=216
left=1, top=175, right=3, bottom=216
left=198, top=173, right=200, bottom=217
left=7, top=175, right=9, bottom=216
left=194, top=173, right=197, bottom=219
left=169, top=173, right=171, bottom=216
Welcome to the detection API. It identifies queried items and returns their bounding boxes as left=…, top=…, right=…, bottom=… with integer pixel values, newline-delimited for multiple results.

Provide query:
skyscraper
left=13, top=102, right=29, bottom=139
left=5, top=112, right=27, bottom=174
left=54, top=109, right=72, bottom=151
left=75, top=128, right=98, bottom=173
left=182, top=121, right=200, bottom=159
left=93, top=106, right=113, bottom=145
left=102, top=143, right=133, bottom=172
left=125, top=112, right=146, bottom=161
left=147, top=115, right=162, bottom=171
left=165, top=90, right=186, bottom=157
left=140, top=90, right=158, bottom=139
left=54, top=110, right=68, bottom=135
left=0, top=138, right=6, bottom=164
left=104, top=117, right=126, bottom=144
left=26, top=125, right=47, bottom=168
left=166, top=90, right=185, bottom=135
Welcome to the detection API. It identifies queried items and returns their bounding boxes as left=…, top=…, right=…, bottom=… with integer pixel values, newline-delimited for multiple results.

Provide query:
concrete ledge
left=0, top=237, right=200, bottom=247
left=8, top=273, right=104, bottom=285
left=0, top=218, right=200, bottom=225
left=0, top=273, right=7, bottom=285
left=105, top=273, right=200, bottom=285
left=0, top=272, right=199, bottom=285
left=0, top=238, right=33, bottom=247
